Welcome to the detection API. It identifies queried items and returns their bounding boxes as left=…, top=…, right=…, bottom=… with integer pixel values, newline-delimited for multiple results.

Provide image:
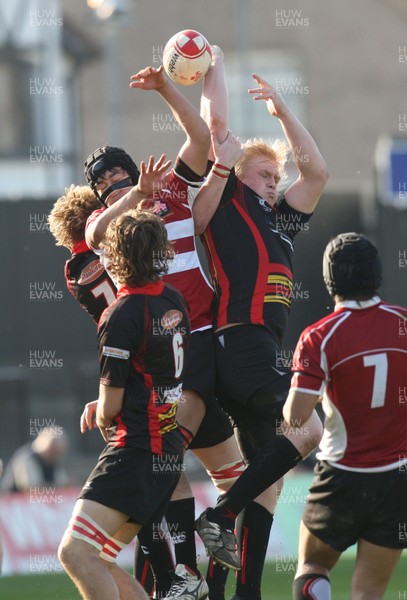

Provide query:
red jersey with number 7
left=291, top=297, right=407, bottom=472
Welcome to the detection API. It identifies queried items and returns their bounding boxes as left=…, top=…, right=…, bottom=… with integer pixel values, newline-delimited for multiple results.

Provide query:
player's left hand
left=130, top=66, right=168, bottom=91
left=80, top=399, right=98, bottom=433
left=137, top=154, right=172, bottom=198
left=248, top=73, right=290, bottom=119
left=212, top=130, right=243, bottom=169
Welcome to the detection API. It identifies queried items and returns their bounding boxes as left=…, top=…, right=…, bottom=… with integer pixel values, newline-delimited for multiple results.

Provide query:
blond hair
left=235, top=138, right=289, bottom=180
left=48, top=185, right=100, bottom=249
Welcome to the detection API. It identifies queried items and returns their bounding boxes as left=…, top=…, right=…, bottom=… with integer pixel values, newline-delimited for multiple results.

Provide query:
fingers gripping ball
left=163, top=30, right=212, bottom=86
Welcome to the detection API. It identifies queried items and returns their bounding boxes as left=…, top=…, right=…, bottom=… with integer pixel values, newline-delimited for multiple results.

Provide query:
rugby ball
left=163, top=30, right=212, bottom=86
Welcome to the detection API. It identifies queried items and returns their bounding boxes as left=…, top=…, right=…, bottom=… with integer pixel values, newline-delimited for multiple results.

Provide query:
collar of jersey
left=335, top=296, right=381, bottom=311
left=72, top=239, right=90, bottom=254
left=117, top=281, right=165, bottom=297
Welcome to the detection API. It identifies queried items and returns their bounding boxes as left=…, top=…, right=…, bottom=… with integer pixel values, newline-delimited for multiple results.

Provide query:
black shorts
left=78, top=445, right=182, bottom=526
left=184, top=329, right=233, bottom=450
left=189, top=395, right=233, bottom=450
left=214, top=324, right=291, bottom=407
left=213, top=325, right=291, bottom=456
left=302, top=461, right=407, bottom=551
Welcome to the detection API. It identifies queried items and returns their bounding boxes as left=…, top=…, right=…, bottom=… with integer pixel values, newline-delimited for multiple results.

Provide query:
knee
left=284, top=411, right=323, bottom=458
left=58, top=532, right=75, bottom=569
left=58, top=530, right=90, bottom=571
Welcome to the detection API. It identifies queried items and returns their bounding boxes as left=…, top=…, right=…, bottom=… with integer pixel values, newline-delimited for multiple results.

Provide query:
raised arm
left=130, top=65, right=210, bottom=176
left=193, top=131, right=243, bottom=235
left=249, top=73, right=328, bottom=213
left=200, top=46, right=229, bottom=160
left=85, top=154, right=171, bottom=249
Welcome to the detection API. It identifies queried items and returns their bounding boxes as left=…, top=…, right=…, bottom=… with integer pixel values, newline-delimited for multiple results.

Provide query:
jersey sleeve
left=173, top=156, right=206, bottom=188
left=290, top=328, right=326, bottom=396
left=97, top=304, right=143, bottom=388
left=276, top=197, right=313, bottom=240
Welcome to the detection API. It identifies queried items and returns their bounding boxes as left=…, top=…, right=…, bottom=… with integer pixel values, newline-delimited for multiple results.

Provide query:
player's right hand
left=80, top=399, right=99, bottom=433
left=129, top=66, right=168, bottom=91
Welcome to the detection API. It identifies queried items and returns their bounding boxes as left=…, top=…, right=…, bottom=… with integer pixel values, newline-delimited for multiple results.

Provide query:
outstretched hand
left=248, top=73, right=290, bottom=119
left=130, top=66, right=168, bottom=91
left=137, top=154, right=172, bottom=198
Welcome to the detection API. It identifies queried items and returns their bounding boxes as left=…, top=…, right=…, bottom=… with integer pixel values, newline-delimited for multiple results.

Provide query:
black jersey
left=98, top=280, right=190, bottom=454
left=202, top=170, right=312, bottom=343
left=65, top=240, right=117, bottom=323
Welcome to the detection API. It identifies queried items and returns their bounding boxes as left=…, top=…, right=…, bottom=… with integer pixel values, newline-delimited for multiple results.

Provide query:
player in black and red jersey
left=48, top=184, right=116, bottom=323
left=285, top=233, right=407, bottom=599
left=83, top=63, right=246, bottom=600
left=192, top=50, right=327, bottom=600
left=50, top=170, right=181, bottom=598
left=58, top=209, right=190, bottom=600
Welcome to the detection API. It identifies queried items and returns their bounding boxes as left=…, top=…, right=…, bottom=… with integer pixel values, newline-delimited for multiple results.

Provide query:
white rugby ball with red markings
left=163, top=30, right=212, bottom=86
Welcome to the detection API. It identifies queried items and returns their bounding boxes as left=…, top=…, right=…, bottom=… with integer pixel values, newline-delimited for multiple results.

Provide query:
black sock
left=293, top=574, right=330, bottom=599
left=134, top=538, right=155, bottom=597
left=235, top=502, right=273, bottom=600
left=165, top=497, right=198, bottom=574
left=205, top=557, right=229, bottom=600
left=213, top=436, right=302, bottom=518
left=136, top=522, right=175, bottom=597
left=206, top=504, right=237, bottom=530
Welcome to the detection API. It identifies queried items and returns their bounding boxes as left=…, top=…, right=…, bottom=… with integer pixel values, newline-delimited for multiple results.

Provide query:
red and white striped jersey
left=291, top=297, right=407, bottom=472
left=86, top=158, right=214, bottom=332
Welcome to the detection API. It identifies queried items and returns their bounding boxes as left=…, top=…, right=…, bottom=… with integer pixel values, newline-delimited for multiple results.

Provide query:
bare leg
left=176, top=389, right=206, bottom=438
left=296, top=519, right=341, bottom=578
left=351, top=538, right=402, bottom=600
left=58, top=499, right=146, bottom=600
left=192, top=435, right=243, bottom=494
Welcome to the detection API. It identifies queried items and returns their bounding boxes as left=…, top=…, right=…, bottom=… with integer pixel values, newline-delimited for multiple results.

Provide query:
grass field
left=1, top=554, right=406, bottom=599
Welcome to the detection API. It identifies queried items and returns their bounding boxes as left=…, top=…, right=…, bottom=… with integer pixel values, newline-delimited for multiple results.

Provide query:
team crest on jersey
left=153, top=200, right=171, bottom=217
left=78, top=259, right=105, bottom=284
left=161, top=310, right=183, bottom=329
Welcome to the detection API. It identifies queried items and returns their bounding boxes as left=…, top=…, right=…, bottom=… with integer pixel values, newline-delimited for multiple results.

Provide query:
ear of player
left=163, top=30, right=212, bottom=86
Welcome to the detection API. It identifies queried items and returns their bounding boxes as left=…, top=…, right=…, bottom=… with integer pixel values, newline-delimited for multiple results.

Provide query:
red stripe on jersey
left=172, top=236, right=195, bottom=255
left=145, top=372, right=163, bottom=454
left=231, top=199, right=270, bottom=324
left=202, top=227, right=230, bottom=327
left=72, top=239, right=90, bottom=254
left=113, top=415, right=127, bottom=448
left=117, top=282, right=164, bottom=298
left=269, top=262, right=293, bottom=279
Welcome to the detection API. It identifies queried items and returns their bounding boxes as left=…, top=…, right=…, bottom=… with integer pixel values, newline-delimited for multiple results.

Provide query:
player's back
left=65, top=244, right=116, bottom=323
left=98, top=282, right=190, bottom=454
left=293, top=298, right=407, bottom=470
left=316, top=299, right=407, bottom=470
